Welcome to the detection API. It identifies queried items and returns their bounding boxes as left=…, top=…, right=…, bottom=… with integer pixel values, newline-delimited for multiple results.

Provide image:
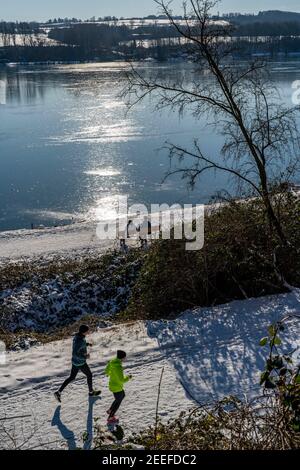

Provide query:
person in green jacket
left=105, top=350, right=132, bottom=424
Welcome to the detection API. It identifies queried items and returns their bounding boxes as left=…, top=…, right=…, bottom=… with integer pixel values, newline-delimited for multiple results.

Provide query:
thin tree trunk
left=262, top=192, right=288, bottom=246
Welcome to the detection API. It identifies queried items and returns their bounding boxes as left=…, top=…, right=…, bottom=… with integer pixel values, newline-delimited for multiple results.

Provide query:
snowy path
left=1, top=291, right=300, bottom=450
left=0, top=205, right=198, bottom=262
left=0, top=219, right=156, bottom=261
left=1, top=195, right=298, bottom=262
left=0, top=322, right=192, bottom=450
left=0, top=222, right=115, bottom=261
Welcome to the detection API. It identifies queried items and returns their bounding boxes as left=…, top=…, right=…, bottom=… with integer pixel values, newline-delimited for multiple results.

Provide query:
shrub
left=131, top=395, right=300, bottom=450
left=125, top=195, right=300, bottom=320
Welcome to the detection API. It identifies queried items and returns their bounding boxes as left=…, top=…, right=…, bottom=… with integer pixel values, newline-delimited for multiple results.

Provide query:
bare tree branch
left=123, top=0, right=300, bottom=245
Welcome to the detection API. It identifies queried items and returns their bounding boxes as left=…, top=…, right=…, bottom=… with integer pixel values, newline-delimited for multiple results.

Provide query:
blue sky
left=1, top=0, right=300, bottom=22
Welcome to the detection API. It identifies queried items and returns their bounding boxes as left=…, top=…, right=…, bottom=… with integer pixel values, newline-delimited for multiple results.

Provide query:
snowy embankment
left=0, top=252, right=141, bottom=337
left=1, top=290, right=300, bottom=450
left=0, top=223, right=143, bottom=339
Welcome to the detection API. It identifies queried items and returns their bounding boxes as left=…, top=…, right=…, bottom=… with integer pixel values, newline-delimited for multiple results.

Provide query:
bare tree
left=124, top=0, right=300, bottom=245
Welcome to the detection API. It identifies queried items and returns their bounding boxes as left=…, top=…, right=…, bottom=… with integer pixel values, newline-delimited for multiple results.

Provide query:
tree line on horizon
left=2, top=10, right=300, bottom=62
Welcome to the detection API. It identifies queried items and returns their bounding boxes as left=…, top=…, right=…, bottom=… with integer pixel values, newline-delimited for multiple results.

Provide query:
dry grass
left=130, top=395, right=300, bottom=450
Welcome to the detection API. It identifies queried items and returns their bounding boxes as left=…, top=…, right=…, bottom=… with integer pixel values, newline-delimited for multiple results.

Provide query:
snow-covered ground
left=1, top=290, right=300, bottom=450
left=0, top=214, right=159, bottom=262
left=0, top=222, right=115, bottom=262
left=1, top=250, right=141, bottom=334
left=2, top=193, right=298, bottom=262
left=0, top=206, right=184, bottom=262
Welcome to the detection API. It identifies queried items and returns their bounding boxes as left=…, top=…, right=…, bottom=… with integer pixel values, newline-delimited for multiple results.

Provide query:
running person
left=54, top=325, right=100, bottom=402
left=105, top=350, right=132, bottom=424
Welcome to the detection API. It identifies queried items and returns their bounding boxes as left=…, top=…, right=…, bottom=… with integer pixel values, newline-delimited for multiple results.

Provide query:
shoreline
left=1, top=189, right=299, bottom=262
left=2, top=55, right=300, bottom=67
left=0, top=220, right=116, bottom=262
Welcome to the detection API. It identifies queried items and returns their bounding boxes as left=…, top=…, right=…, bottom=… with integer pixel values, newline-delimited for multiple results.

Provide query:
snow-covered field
left=44, top=19, right=229, bottom=29
left=1, top=290, right=300, bottom=450
left=0, top=34, right=60, bottom=47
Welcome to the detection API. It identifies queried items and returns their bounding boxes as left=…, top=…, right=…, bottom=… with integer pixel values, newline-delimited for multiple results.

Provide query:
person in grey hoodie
left=54, top=325, right=100, bottom=402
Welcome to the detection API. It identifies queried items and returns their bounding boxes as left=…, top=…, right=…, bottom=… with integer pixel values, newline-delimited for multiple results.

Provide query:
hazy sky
left=1, top=0, right=300, bottom=22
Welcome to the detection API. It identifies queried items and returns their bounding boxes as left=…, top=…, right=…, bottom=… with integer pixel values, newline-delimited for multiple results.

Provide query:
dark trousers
left=59, top=363, right=93, bottom=393
left=109, top=390, right=125, bottom=418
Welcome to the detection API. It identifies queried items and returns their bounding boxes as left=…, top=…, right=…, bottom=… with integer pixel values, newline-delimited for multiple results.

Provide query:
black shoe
left=89, top=390, right=101, bottom=397
left=54, top=391, right=61, bottom=403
